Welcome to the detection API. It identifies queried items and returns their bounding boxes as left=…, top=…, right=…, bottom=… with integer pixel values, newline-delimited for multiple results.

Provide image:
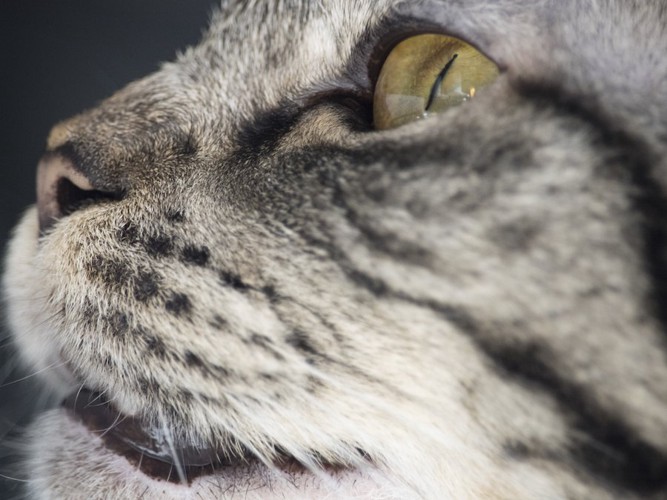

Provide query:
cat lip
left=40, top=405, right=391, bottom=498
left=61, top=388, right=305, bottom=483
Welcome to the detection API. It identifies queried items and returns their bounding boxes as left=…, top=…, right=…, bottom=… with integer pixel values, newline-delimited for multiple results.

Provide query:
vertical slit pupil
left=425, top=53, right=459, bottom=112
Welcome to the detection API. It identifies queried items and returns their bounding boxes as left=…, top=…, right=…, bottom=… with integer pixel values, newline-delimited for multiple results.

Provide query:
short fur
left=3, top=0, right=667, bottom=498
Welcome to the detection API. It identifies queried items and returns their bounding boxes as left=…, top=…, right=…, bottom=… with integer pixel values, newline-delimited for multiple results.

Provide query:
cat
left=3, top=0, right=667, bottom=498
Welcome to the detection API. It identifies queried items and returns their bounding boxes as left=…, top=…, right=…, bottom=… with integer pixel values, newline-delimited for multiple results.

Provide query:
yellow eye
left=373, top=34, right=499, bottom=130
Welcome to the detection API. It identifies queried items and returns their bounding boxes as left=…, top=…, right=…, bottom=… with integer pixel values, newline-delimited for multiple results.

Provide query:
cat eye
left=373, top=34, right=499, bottom=130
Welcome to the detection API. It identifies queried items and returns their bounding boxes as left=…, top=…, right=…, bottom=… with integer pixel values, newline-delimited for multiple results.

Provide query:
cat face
left=3, top=0, right=667, bottom=498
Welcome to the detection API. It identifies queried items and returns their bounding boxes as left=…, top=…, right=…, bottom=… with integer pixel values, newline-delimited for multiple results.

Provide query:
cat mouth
left=62, top=388, right=309, bottom=484
left=40, top=391, right=397, bottom=498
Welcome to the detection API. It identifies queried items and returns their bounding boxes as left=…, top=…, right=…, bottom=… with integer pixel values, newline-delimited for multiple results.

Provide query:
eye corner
left=332, top=92, right=375, bottom=131
left=300, top=88, right=375, bottom=132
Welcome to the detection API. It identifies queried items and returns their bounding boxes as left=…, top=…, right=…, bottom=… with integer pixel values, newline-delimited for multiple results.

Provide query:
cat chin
left=3, top=209, right=411, bottom=499
left=24, top=409, right=412, bottom=500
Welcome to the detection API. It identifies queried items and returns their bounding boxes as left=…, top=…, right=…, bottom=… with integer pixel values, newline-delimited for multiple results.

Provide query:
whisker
left=0, top=473, right=29, bottom=483
left=1, top=308, right=62, bottom=346
left=72, top=383, right=86, bottom=410
left=83, top=389, right=110, bottom=408
left=98, top=412, right=128, bottom=439
left=157, top=411, right=187, bottom=486
left=0, top=361, right=66, bottom=388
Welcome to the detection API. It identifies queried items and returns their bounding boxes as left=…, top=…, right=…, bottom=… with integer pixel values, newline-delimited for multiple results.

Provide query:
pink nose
left=36, top=152, right=117, bottom=234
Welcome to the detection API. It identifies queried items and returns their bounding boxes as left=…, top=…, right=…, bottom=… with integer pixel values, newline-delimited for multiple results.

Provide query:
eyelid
left=364, top=18, right=502, bottom=92
left=297, top=18, right=502, bottom=130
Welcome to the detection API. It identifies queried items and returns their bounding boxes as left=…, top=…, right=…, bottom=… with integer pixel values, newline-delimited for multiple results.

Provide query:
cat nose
left=36, top=150, right=122, bottom=234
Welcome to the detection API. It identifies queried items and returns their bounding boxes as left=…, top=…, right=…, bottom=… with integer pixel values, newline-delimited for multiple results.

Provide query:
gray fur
left=3, top=0, right=667, bottom=498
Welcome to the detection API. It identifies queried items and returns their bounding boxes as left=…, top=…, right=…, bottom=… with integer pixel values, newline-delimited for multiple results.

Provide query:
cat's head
left=4, top=1, right=667, bottom=498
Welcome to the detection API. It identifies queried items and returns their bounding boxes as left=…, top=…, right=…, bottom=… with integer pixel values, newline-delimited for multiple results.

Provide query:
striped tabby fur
left=3, top=0, right=667, bottom=498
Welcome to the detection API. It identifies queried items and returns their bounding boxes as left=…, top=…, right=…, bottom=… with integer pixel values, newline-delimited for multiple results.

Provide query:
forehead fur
left=169, top=0, right=667, bottom=143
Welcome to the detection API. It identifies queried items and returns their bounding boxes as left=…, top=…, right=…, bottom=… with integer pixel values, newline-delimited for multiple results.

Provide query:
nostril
left=37, top=152, right=123, bottom=234
left=56, top=177, right=122, bottom=217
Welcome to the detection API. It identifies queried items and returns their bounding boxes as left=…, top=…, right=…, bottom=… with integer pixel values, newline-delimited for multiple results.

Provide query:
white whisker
left=157, top=410, right=187, bottom=486
left=0, top=473, right=29, bottom=483
left=0, top=361, right=66, bottom=388
left=98, top=412, right=128, bottom=438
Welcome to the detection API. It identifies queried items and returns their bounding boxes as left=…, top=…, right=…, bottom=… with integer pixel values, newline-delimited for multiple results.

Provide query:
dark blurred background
left=0, top=1, right=218, bottom=496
